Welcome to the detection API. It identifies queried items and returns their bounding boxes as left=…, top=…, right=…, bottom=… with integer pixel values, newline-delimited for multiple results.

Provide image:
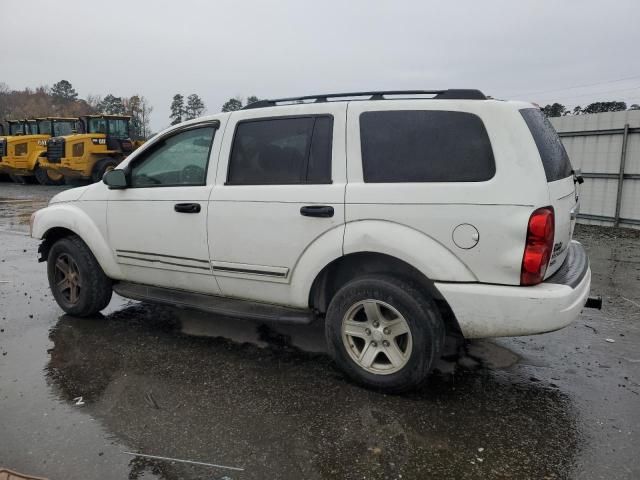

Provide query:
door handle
left=300, top=205, right=334, bottom=218
left=174, top=203, right=201, bottom=213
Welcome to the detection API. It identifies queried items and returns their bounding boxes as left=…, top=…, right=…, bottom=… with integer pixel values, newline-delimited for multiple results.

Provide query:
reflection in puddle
left=45, top=303, right=581, bottom=479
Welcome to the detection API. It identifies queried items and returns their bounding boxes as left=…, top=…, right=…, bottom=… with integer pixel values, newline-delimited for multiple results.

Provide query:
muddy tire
left=34, top=164, right=65, bottom=185
left=47, top=235, right=113, bottom=316
left=91, top=158, right=119, bottom=183
left=325, top=275, right=444, bottom=393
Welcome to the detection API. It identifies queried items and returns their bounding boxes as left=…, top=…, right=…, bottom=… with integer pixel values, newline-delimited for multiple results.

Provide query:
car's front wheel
left=325, top=275, right=444, bottom=393
left=47, top=235, right=113, bottom=316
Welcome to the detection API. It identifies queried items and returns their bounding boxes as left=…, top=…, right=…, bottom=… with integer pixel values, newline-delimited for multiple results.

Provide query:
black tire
left=325, top=275, right=445, bottom=393
left=91, top=158, right=119, bottom=183
left=47, top=235, right=113, bottom=316
left=34, top=164, right=65, bottom=185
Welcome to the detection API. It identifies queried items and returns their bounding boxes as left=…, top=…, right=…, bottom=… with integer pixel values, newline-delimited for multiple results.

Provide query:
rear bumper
left=436, top=241, right=591, bottom=338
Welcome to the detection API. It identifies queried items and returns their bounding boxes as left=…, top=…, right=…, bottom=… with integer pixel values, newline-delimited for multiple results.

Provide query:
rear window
left=360, top=110, right=495, bottom=183
left=520, top=108, right=573, bottom=182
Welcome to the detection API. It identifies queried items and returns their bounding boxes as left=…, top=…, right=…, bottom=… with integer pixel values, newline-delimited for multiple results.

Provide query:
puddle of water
left=36, top=303, right=581, bottom=479
left=0, top=183, right=67, bottom=232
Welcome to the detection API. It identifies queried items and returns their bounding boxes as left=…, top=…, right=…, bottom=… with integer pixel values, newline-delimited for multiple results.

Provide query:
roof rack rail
left=243, top=89, right=486, bottom=109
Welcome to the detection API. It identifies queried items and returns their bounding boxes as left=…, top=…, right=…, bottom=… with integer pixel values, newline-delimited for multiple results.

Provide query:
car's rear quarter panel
left=345, top=100, right=550, bottom=285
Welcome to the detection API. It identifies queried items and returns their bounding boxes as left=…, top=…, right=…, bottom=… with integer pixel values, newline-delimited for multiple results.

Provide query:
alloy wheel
left=54, top=253, right=82, bottom=304
left=341, top=299, right=413, bottom=375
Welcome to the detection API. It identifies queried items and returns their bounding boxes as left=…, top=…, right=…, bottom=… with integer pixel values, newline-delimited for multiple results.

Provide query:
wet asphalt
left=0, top=182, right=639, bottom=480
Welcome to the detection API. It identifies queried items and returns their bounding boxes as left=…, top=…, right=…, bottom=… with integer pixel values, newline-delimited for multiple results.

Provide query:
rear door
left=208, top=104, right=347, bottom=307
left=520, top=108, right=577, bottom=275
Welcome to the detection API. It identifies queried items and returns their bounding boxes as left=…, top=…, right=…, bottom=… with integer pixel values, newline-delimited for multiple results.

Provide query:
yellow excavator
left=0, top=117, right=78, bottom=184
left=40, top=114, right=140, bottom=183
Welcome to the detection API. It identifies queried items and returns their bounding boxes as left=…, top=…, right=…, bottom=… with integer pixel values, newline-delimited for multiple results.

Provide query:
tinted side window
left=520, top=108, right=573, bottom=182
left=130, top=126, right=215, bottom=187
left=360, top=111, right=495, bottom=183
left=227, top=116, right=333, bottom=185
left=307, top=116, right=333, bottom=184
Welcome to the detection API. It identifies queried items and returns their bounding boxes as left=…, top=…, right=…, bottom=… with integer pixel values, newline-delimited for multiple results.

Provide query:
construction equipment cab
left=0, top=120, right=36, bottom=179
left=0, top=117, right=78, bottom=185
left=40, top=114, right=136, bottom=183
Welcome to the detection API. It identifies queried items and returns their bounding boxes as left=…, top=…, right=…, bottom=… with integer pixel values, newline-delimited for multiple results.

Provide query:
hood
left=49, top=185, right=91, bottom=204
left=6, top=134, right=49, bottom=143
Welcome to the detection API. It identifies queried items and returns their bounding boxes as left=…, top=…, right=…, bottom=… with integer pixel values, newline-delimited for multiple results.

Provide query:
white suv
left=31, top=89, right=597, bottom=392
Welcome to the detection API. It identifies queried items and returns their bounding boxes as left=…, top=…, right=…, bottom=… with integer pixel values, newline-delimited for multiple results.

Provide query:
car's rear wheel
left=47, top=235, right=113, bottom=316
left=325, top=275, right=444, bottom=393
left=34, top=164, right=65, bottom=185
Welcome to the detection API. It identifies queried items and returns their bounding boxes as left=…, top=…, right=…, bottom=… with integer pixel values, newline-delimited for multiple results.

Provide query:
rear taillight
left=521, top=207, right=555, bottom=286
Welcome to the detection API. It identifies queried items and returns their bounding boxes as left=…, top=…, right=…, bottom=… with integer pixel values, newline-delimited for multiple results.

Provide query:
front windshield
left=37, top=120, right=52, bottom=135
left=9, top=123, right=23, bottom=135
left=108, top=119, right=129, bottom=138
left=53, top=121, right=76, bottom=137
left=88, top=118, right=108, bottom=134
left=88, top=118, right=129, bottom=137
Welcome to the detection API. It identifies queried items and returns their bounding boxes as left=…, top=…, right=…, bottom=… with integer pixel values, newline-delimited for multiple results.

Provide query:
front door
left=107, top=121, right=221, bottom=294
left=208, top=105, right=347, bottom=307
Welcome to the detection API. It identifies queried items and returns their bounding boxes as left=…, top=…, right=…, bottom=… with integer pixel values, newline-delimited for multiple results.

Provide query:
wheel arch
left=308, top=251, right=463, bottom=337
left=33, top=204, right=122, bottom=279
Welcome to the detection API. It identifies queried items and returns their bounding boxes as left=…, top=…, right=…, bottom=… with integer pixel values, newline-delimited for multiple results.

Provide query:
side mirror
left=103, top=169, right=128, bottom=189
left=572, top=168, right=584, bottom=185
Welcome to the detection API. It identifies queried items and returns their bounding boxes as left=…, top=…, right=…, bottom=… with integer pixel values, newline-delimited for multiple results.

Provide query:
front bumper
left=46, top=166, right=86, bottom=179
left=436, top=241, right=591, bottom=339
left=0, top=156, right=33, bottom=175
left=40, top=159, right=88, bottom=179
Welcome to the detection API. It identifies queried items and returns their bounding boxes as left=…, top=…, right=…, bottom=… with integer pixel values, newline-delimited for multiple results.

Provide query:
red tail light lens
left=521, top=207, right=555, bottom=286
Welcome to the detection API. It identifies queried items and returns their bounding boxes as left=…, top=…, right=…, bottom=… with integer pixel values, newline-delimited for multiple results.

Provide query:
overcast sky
left=2, top=0, right=639, bottom=131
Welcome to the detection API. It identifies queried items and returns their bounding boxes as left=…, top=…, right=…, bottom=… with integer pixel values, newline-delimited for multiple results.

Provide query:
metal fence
left=550, top=110, right=640, bottom=229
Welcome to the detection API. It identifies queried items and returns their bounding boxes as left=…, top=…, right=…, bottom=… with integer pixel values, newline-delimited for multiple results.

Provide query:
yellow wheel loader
left=40, top=115, right=139, bottom=183
left=0, top=120, right=36, bottom=182
left=0, top=117, right=78, bottom=185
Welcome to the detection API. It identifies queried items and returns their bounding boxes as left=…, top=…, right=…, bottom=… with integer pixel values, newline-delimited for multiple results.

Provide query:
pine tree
left=221, top=97, right=243, bottom=112
left=98, top=94, right=126, bottom=114
left=185, top=94, right=206, bottom=120
left=51, top=80, right=78, bottom=102
left=169, top=94, right=184, bottom=125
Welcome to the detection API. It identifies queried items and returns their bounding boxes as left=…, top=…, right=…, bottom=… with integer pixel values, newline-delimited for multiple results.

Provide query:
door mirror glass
left=103, top=169, right=128, bottom=189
